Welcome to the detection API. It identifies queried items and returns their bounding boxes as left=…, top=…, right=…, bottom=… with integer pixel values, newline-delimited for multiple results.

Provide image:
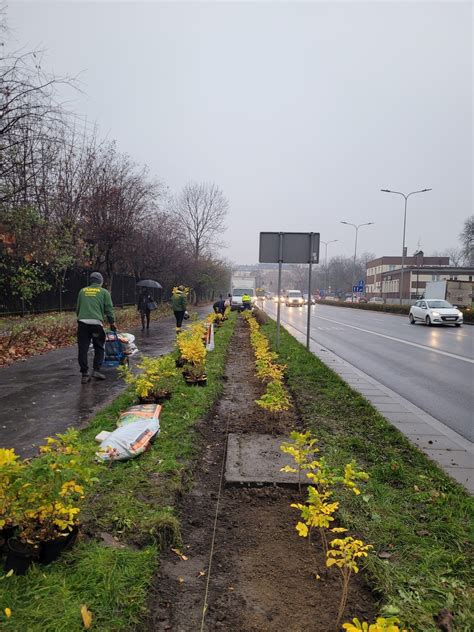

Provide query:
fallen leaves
left=80, top=604, right=93, bottom=629
left=171, top=548, right=188, bottom=561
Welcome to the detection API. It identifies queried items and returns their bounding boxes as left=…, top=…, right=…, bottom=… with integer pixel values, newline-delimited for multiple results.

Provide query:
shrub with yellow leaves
left=343, top=617, right=408, bottom=632
left=0, top=448, right=24, bottom=531
left=327, top=536, right=373, bottom=630
left=243, top=311, right=291, bottom=413
left=291, top=486, right=340, bottom=554
left=13, top=430, right=94, bottom=544
left=118, top=355, right=178, bottom=400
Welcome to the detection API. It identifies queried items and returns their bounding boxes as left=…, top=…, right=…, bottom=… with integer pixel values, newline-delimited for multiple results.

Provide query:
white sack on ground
left=96, top=419, right=159, bottom=462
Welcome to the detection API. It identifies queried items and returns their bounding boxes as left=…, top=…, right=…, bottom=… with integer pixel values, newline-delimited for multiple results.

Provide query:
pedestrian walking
left=76, top=272, right=116, bottom=383
left=137, top=288, right=153, bottom=330
left=171, top=285, right=188, bottom=330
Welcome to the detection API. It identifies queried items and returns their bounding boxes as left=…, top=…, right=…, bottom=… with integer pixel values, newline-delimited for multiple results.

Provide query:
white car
left=285, top=290, right=304, bottom=306
left=368, top=297, right=384, bottom=304
left=409, top=299, right=463, bottom=327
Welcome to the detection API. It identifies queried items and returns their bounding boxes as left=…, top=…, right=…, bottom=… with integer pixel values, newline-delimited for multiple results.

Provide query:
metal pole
left=276, top=233, right=283, bottom=350
left=381, top=189, right=431, bottom=304
left=325, top=242, right=328, bottom=293
left=306, top=233, right=314, bottom=350
left=399, top=195, right=408, bottom=305
left=352, top=226, right=358, bottom=303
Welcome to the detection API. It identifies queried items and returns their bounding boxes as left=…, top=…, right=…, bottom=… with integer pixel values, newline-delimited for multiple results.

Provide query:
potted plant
left=182, top=362, right=207, bottom=386
left=4, top=430, right=92, bottom=574
left=118, top=355, right=178, bottom=403
left=0, top=448, right=24, bottom=552
left=176, top=325, right=207, bottom=385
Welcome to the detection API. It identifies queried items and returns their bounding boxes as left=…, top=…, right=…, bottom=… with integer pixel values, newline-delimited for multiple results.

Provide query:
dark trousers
left=174, top=310, right=185, bottom=329
left=140, top=310, right=151, bottom=329
left=77, top=322, right=105, bottom=374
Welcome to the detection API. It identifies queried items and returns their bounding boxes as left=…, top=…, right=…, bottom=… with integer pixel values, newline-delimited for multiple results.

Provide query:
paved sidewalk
left=280, top=320, right=474, bottom=494
left=0, top=311, right=206, bottom=457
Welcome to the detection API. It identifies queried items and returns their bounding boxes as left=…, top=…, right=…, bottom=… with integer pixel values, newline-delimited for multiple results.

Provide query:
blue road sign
left=352, top=285, right=364, bottom=293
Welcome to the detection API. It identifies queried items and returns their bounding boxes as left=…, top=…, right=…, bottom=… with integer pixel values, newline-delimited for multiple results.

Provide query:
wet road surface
left=265, top=302, right=474, bottom=442
left=0, top=311, right=206, bottom=457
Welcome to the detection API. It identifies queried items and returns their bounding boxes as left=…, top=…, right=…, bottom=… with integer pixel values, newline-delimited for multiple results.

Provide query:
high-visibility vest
left=242, top=294, right=251, bottom=302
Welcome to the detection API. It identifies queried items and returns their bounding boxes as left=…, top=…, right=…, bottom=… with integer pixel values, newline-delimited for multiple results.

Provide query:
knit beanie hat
left=90, top=272, right=104, bottom=285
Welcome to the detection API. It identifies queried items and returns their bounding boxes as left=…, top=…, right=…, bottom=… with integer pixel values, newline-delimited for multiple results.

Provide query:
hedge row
left=318, top=300, right=474, bottom=322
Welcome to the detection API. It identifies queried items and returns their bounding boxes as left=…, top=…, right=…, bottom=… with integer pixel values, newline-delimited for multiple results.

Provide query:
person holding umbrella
left=136, top=280, right=162, bottom=331
left=137, top=288, right=154, bottom=330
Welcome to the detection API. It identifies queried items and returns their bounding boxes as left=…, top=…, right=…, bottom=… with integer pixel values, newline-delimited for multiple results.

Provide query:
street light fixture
left=340, top=221, right=374, bottom=302
left=381, top=188, right=432, bottom=305
left=320, top=239, right=338, bottom=295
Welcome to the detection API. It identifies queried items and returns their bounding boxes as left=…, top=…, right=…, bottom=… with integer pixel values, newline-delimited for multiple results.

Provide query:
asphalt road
left=264, top=302, right=474, bottom=442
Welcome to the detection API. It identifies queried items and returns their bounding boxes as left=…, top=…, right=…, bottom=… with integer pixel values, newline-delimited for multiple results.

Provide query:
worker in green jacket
left=171, top=285, right=188, bottom=330
left=76, top=272, right=116, bottom=383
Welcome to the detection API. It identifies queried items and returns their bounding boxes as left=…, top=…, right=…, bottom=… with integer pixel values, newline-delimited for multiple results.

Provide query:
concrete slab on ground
left=225, top=433, right=301, bottom=486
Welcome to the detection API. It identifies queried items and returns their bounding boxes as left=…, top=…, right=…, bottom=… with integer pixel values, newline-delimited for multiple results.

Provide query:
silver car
left=409, top=299, right=463, bottom=327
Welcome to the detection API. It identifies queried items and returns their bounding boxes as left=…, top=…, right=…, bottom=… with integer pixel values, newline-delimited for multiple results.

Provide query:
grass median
left=0, top=313, right=236, bottom=631
left=261, top=314, right=473, bottom=632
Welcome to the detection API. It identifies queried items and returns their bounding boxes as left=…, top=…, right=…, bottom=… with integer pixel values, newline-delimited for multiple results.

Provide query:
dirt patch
left=147, top=317, right=377, bottom=631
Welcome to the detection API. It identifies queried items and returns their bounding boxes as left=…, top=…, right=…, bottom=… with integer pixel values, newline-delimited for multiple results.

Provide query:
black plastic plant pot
left=39, top=526, right=78, bottom=564
left=4, top=538, right=39, bottom=575
left=0, top=525, right=17, bottom=552
left=183, top=374, right=207, bottom=387
left=138, top=395, right=156, bottom=404
left=175, top=357, right=185, bottom=368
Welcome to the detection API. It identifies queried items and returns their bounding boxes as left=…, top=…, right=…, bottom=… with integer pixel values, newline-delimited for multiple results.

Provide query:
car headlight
left=432, top=311, right=440, bottom=317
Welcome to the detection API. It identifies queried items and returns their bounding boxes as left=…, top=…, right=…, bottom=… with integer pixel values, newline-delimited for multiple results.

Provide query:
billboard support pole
left=306, top=232, right=314, bottom=350
left=276, top=232, right=283, bottom=350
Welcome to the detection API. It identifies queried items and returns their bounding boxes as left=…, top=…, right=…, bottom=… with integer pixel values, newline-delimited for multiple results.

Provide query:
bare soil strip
left=148, top=318, right=377, bottom=631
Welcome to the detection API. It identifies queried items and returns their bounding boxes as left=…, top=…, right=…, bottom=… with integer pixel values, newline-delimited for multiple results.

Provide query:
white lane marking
left=309, top=314, right=474, bottom=364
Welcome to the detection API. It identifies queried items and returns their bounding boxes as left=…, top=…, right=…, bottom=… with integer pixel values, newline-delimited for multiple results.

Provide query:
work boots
left=92, top=370, right=106, bottom=380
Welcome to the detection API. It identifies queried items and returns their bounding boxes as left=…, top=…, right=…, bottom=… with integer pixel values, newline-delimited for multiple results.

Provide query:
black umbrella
left=136, top=279, right=163, bottom=289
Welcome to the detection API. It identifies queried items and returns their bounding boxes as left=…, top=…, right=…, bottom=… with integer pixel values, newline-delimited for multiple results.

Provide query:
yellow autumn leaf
left=4, top=608, right=11, bottom=618
left=80, top=604, right=92, bottom=629
left=295, top=522, right=309, bottom=537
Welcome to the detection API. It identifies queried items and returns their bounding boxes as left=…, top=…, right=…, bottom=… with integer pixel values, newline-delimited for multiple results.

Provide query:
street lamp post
left=340, top=221, right=374, bottom=302
left=381, top=189, right=432, bottom=305
left=320, top=239, right=338, bottom=295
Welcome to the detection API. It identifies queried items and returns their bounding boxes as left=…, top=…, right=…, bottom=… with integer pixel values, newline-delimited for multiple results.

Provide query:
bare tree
left=81, top=143, right=162, bottom=288
left=172, top=182, right=228, bottom=260
left=460, top=216, right=474, bottom=266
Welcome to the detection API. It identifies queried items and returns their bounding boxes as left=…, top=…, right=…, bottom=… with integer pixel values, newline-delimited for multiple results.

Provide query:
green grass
left=261, top=315, right=474, bottom=632
left=0, top=313, right=236, bottom=631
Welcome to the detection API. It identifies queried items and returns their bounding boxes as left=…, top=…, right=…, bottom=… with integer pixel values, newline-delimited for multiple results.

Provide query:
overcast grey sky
left=8, top=1, right=473, bottom=264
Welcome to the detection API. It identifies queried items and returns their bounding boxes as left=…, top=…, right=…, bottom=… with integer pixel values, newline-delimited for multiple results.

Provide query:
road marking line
left=310, top=314, right=474, bottom=364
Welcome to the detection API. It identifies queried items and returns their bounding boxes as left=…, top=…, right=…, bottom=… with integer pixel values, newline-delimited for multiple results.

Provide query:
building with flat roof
left=365, top=253, right=450, bottom=296
left=380, top=267, right=474, bottom=303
